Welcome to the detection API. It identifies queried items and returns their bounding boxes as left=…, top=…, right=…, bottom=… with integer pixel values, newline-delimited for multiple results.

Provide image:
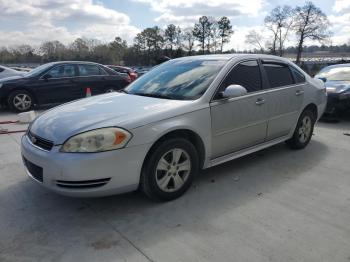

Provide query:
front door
left=210, top=60, right=268, bottom=159
left=34, top=64, right=79, bottom=104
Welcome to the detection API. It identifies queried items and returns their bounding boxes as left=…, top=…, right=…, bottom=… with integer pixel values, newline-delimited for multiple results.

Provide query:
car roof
left=173, top=54, right=293, bottom=63
left=48, top=61, right=103, bottom=66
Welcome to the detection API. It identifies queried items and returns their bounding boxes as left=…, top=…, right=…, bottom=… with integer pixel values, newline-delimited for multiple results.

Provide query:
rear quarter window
left=290, top=66, right=306, bottom=83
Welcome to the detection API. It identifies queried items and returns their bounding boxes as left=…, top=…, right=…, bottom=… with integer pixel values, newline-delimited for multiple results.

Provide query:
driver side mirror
left=220, top=84, right=248, bottom=99
left=43, top=74, right=52, bottom=81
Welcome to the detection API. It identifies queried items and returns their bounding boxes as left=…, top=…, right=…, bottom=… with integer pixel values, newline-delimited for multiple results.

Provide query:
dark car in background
left=315, top=64, right=350, bottom=113
left=0, top=61, right=130, bottom=111
left=107, top=65, right=138, bottom=82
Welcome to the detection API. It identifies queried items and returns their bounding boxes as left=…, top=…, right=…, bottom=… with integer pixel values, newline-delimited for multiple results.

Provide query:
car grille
left=23, top=157, right=43, bottom=183
left=28, top=131, right=54, bottom=151
left=55, top=178, right=111, bottom=189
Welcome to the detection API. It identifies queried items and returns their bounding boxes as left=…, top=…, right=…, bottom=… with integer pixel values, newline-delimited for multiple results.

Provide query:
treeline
left=0, top=1, right=345, bottom=66
left=0, top=15, right=233, bottom=66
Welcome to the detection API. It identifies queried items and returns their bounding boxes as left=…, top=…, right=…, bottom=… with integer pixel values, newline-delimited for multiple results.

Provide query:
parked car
left=314, top=63, right=350, bottom=113
left=0, top=65, right=24, bottom=79
left=0, top=61, right=130, bottom=111
left=107, top=65, right=138, bottom=82
left=21, top=54, right=327, bottom=201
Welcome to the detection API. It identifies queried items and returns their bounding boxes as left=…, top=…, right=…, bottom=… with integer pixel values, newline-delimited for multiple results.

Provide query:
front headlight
left=60, top=127, right=132, bottom=153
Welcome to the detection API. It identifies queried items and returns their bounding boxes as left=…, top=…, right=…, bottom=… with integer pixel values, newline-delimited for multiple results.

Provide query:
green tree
left=193, top=16, right=212, bottom=54
left=218, top=16, right=234, bottom=53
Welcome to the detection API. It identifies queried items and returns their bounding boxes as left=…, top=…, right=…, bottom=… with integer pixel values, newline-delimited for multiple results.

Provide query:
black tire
left=7, top=90, right=34, bottom=112
left=141, top=138, right=199, bottom=201
left=286, top=109, right=316, bottom=150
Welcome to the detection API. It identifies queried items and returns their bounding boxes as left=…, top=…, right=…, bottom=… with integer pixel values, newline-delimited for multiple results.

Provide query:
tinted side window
left=263, top=63, right=294, bottom=88
left=46, top=65, right=75, bottom=78
left=98, top=66, right=108, bottom=76
left=221, top=60, right=262, bottom=93
left=290, top=66, right=306, bottom=83
left=78, top=65, right=101, bottom=76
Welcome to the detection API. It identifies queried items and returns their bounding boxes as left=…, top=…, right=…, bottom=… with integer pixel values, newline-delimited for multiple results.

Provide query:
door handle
left=295, top=90, right=304, bottom=96
left=255, top=98, right=265, bottom=105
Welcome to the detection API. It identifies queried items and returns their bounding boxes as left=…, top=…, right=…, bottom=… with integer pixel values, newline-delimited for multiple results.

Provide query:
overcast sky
left=0, top=0, right=350, bottom=50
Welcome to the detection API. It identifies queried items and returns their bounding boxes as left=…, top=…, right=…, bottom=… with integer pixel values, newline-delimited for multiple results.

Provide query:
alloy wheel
left=13, top=94, right=32, bottom=111
left=298, top=115, right=312, bottom=143
left=155, top=148, right=191, bottom=192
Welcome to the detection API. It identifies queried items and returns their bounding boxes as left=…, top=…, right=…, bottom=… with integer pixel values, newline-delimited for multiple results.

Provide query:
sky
left=0, top=0, right=350, bottom=51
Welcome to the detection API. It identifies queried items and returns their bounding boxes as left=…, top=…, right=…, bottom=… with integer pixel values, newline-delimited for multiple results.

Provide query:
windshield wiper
left=132, top=93, right=174, bottom=99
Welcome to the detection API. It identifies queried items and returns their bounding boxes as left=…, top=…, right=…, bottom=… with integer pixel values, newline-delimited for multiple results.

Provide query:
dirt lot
left=0, top=109, right=350, bottom=262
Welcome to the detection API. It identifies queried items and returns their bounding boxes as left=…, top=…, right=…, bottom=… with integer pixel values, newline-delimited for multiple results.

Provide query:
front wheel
left=141, top=138, right=199, bottom=201
left=286, top=109, right=316, bottom=149
left=8, top=90, right=34, bottom=112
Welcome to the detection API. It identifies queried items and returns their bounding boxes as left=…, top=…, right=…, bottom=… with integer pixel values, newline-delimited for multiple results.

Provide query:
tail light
left=125, top=74, right=131, bottom=83
left=129, top=72, right=138, bottom=81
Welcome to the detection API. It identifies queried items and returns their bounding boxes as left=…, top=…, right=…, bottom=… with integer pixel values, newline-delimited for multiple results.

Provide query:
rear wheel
left=141, top=138, right=199, bottom=201
left=8, top=90, right=34, bottom=112
left=286, top=109, right=315, bottom=149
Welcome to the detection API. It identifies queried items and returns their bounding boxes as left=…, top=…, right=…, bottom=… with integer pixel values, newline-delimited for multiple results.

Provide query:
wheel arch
left=303, top=103, right=318, bottom=120
left=8, top=88, right=38, bottom=104
left=141, top=128, right=207, bottom=175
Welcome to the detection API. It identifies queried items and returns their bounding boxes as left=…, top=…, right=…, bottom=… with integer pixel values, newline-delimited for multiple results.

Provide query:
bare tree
left=293, top=1, right=331, bottom=64
left=182, top=28, right=195, bottom=55
left=264, top=5, right=293, bottom=56
left=245, top=30, right=265, bottom=52
left=210, top=19, right=220, bottom=53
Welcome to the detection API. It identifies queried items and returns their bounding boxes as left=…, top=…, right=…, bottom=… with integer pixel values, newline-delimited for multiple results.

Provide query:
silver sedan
left=21, top=54, right=327, bottom=201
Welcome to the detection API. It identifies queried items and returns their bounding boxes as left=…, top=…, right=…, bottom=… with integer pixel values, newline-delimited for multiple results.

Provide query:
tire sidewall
left=143, top=138, right=199, bottom=201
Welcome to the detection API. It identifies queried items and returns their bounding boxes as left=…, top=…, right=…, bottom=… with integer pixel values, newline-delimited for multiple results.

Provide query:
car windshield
left=124, top=58, right=226, bottom=100
left=315, top=66, right=350, bottom=81
left=24, top=63, right=56, bottom=77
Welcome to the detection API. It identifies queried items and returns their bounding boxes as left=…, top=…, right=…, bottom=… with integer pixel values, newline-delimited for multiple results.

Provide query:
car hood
left=324, top=80, right=350, bottom=93
left=30, top=93, right=198, bottom=144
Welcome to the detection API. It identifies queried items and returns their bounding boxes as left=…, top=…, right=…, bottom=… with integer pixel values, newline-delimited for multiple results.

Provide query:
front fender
left=128, top=107, right=212, bottom=168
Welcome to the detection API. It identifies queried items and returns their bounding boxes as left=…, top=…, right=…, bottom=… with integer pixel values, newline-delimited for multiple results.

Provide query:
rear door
left=76, top=64, right=125, bottom=96
left=261, top=60, right=305, bottom=140
left=34, top=64, right=78, bottom=104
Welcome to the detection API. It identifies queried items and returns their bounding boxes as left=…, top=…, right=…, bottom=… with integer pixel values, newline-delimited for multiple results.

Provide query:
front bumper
left=21, top=134, right=150, bottom=197
left=326, top=93, right=350, bottom=112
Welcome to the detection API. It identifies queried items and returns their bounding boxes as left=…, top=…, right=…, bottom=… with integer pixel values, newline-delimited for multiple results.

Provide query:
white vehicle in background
left=0, top=65, right=24, bottom=79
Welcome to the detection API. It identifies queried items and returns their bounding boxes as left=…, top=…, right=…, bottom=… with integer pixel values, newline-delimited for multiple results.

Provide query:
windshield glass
left=24, top=63, right=56, bottom=77
left=315, top=66, right=350, bottom=81
left=125, top=58, right=226, bottom=100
